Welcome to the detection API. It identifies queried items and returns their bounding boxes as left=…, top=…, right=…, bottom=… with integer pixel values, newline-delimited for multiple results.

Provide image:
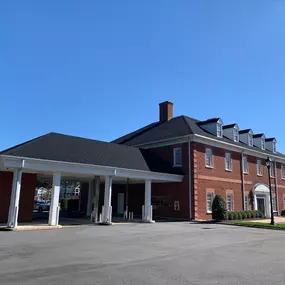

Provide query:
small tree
left=212, top=195, right=227, bottom=221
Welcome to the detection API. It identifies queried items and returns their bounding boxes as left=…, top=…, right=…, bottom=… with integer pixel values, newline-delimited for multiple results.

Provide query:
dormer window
left=199, top=118, right=223, bottom=138
left=248, top=134, right=253, bottom=147
left=261, top=138, right=265, bottom=150
left=223, top=124, right=239, bottom=142
left=233, top=128, right=239, bottom=142
left=265, top=138, right=277, bottom=153
left=217, top=123, right=223, bottom=137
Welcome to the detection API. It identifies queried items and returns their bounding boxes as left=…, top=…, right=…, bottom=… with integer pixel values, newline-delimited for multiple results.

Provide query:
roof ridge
left=181, top=115, right=194, bottom=134
left=0, top=132, right=54, bottom=155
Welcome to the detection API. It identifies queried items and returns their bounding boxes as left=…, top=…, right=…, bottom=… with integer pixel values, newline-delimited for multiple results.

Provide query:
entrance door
left=117, top=193, right=124, bottom=215
left=257, top=197, right=265, bottom=215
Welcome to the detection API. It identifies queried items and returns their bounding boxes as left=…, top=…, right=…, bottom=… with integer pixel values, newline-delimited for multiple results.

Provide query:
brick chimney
left=159, top=101, right=173, bottom=122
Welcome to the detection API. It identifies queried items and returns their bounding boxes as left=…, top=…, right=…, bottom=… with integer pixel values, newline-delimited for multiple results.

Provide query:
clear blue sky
left=1, top=1, right=285, bottom=152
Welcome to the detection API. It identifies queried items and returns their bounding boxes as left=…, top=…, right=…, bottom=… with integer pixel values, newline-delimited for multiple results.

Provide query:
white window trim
left=257, top=159, right=262, bottom=176
left=248, top=134, right=253, bottom=147
left=227, top=194, right=233, bottom=212
left=261, top=139, right=265, bottom=150
left=205, top=148, right=213, bottom=168
left=243, top=156, right=248, bottom=174
left=272, top=197, right=277, bottom=213
left=225, top=152, right=231, bottom=171
left=270, top=162, right=275, bottom=178
left=217, top=123, right=223, bottom=138
left=244, top=196, right=249, bottom=211
left=281, top=165, right=285, bottom=180
left=206, top=192, right=214, bottom=213
left=173, top=148, right=182, bottom=167
left=233, top=128, right=239, bottom=142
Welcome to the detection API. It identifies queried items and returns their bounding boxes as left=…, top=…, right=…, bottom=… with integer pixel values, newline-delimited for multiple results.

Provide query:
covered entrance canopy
left=0, top=133, right=183, bottom=228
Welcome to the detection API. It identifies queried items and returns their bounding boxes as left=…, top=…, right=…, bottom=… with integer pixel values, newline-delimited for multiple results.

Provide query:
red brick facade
left=0, top=171, right=37, bottom=223
left=192, top=142, right=285, bottom=220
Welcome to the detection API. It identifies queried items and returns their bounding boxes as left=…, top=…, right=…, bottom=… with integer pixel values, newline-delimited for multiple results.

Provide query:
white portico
left=252, top=183, right=273, bottom=218
left=1, top=155, right=183, bottom=228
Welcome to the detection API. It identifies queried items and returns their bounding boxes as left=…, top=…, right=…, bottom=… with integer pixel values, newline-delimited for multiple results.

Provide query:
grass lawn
left=232, top=221, right=285, bottom=230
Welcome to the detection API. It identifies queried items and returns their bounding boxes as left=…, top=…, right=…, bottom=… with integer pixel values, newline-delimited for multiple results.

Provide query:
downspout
left=274, top=161, right=279, bottom=215
left=188, top=138, right=192, bottom=220
left=241, top=151, right=245, bottom=210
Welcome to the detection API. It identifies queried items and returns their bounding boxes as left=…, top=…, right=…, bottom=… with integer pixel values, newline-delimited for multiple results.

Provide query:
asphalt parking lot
left=0, top=222, right=285, bottom=285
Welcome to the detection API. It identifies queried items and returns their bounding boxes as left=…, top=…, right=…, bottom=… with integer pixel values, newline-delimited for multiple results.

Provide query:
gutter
left=241, top=151, right=245, bottom=210
left=188, top=138, right=192, bottom=220
left=274, top=161, right=279, bottom=214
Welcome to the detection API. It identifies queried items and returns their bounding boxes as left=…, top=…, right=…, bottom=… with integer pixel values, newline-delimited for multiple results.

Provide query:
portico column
left=102, top=176, right=112, bottom=224
left=7, top=168, right=22, bottom=228
left=86, top=180, right=93, bottom=216
left=48, top=172, right=61, bottom=226
left=144, top=180, right=154, bottom=223
left=90, top=176, right=100, bottom=222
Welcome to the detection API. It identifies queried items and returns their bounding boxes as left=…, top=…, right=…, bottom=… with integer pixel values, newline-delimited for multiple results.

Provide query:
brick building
left=1, top=100, right=285, bottom=228
left=114, top=101, right=285, bottom=220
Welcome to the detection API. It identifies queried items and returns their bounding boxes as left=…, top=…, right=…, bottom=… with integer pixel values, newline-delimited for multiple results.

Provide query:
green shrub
left=227, top=212, right=233, bottom=220
left=212, top=195, right=227, bottom=221
left=232, top=212, right=238, bottom=220
left=281, top=210, right=285, bottom=217
left=241, top=212, right=247, bottom=219
left=251, top=210, right=257, bottom=218
left=235, top=212, right=242, bottom=220
left=246, top=211, right=252, bottom=219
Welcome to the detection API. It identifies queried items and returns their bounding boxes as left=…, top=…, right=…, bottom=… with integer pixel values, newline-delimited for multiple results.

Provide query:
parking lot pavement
left=0, top=222, right=285, bottom=285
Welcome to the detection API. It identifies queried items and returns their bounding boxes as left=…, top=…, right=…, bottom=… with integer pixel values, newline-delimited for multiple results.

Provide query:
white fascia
left=0, top=155, right=183, bottom=182
left=133, top=134, right=285, bottom=163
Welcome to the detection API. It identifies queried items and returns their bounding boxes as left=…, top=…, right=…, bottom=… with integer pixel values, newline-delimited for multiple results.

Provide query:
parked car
left=34, top=201, right=50, bottom=212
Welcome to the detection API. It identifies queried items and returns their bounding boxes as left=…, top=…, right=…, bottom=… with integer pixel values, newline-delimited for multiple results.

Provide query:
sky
left=1, top=0, right=285, bottom=152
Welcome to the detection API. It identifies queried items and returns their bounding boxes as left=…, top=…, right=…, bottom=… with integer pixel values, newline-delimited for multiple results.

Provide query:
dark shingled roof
left=253, top=134, right=264, bottom=138
left=265, top=138, right=276, bottom=142
left=223, top=124, right=237, bottom=129
left=113, top=116, right=285, bottom=158
left=239, top=129, right=252, bottom=134
left=0, top=133, right=183, bottom=175
left=198, top=118, right=221, bottom=125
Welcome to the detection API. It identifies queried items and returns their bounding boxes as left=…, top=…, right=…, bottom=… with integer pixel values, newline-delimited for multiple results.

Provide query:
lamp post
left=265, top=157, right=275, bottom=225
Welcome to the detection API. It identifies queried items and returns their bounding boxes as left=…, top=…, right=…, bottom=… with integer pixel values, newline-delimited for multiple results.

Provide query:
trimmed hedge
left=281, top=210, right=285, bottom=217
left=226, top=210, right=264, bottom=220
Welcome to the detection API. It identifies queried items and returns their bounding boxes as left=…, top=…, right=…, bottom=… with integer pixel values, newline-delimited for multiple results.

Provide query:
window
left=173, top=148, right=182, bottom=166
left=243, top=156, right=248, bottom=173
left=225, top=153, right=231, bottom=171
left=282, top=165, right=285, bottom=180
left=270, top=162, right=274, bottom=177
left=261, top=138, right=265, bottom=150
left=257, top=159, right=262, bottom=176
left=233, top=128, right=239, bottom=142
left=227, top=194, right=233, bottom=211
left=207, top=192, right=213, bottom=213
left=272, top=197, right=277, bottom=212
left=248, top=134, right=253, bottom=146
left=244, top=196, right=249, bottom=210
left=217, top=123, right=222, bottom=137
left=205, top=148, right=213, bottom=168
left=273, top=142, right=276, bottom=153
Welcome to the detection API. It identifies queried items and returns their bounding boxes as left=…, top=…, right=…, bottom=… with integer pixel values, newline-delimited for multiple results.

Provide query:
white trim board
left=0, top=155, right=183, bottom=183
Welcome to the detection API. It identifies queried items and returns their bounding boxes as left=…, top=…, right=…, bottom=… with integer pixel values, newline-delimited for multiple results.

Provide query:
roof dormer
left=223, top=124, right=240, bottom=142
left=199, top=118, right=223, bottom=138
left=253, top=134, right=266, bottom=150
left=239, top=129, right=253, bottom=147
left=265, top=138, right=277, bottom=153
